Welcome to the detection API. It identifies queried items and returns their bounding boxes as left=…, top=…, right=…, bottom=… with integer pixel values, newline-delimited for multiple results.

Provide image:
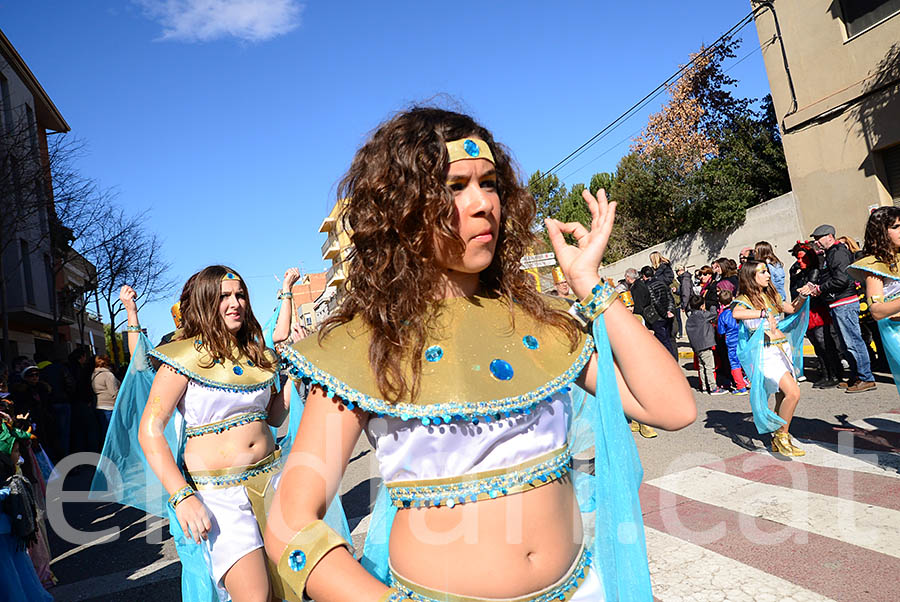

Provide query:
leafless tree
left=88, top=208, right=176, bottom=368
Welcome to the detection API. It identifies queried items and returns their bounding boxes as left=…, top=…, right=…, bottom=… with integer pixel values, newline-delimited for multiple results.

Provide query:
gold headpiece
left=171, top=302, right=183, bottom=329
left=446, top=138, right=495, bottom=164
left=754, top=263, right=769, bottom=273
left=222, top=272, right=241, bottom=282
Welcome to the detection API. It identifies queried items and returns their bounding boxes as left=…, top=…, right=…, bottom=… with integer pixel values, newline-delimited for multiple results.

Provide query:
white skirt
left=763, top=340, right=794, bottom=390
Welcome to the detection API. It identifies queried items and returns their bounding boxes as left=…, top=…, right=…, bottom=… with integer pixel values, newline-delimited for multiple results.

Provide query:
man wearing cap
left=799, top=224, right=875, bottom=393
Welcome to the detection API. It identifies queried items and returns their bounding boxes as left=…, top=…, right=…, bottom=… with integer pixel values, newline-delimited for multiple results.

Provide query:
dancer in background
left=265, top=107, right=695, bottom=601
left=733, top=260, right=810, bottom=457
left=850, top=206, right=900, bottom=395
left=93, top=268, right=347, bottom=602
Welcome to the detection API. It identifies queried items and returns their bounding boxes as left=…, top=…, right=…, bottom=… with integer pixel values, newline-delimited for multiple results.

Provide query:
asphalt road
left=42, top=343, right=900, bottom=601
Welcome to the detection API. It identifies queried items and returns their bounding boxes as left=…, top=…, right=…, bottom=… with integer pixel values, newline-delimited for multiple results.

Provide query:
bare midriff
left=182, top=420, right=275, bottom=473
left=388, top=477, right=582, bottom=597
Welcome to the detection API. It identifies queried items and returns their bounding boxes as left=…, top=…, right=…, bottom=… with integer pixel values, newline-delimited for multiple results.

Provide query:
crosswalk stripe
left=647, top=466, right=900, bottom=559
left=848, top=412, right=900, bottom=433
left=645, top=526, right=834, bottom=602
left=789, top=439, right=900, bottom=477
left=704, top=448, right=900, bottom=511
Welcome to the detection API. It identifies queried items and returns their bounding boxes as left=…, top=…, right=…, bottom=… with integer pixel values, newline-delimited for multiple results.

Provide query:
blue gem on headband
left=225, top=272, right=236, bottom=279
left=464, top=139, right=479, bottom=157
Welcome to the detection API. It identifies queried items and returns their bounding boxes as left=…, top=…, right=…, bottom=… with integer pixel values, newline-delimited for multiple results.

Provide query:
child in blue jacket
left=717, top=290, right=749, bottom=394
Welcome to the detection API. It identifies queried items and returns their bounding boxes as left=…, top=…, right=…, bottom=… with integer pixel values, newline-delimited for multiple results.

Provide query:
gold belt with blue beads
left=186, top=447, right=282, bottom=489
left=386, top=446, right=571, bottom=509
left=389, top=543, right=592, bottom=602
left=184, top=410, right=268, bottom=438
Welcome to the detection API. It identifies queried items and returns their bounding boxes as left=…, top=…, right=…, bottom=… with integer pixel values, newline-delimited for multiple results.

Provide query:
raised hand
left=282, top=268, right=301, bottom=294
left=119, top=285, right=138, bottom=313
left=544, top=188, right=617, bottom=299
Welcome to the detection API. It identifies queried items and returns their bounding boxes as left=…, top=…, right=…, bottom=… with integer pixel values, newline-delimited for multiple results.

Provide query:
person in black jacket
left=799, top=225, right=875, bottom=392
left=790, top=242, right=843, bottom=388
left=641, top=265, right=677, bottom=358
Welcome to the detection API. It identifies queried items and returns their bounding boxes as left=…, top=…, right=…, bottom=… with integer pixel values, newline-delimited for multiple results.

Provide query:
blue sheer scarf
left=90, top=333, right=218, bottom=601
left=736, top=298, right=810, bottom=434
left=360, top=314, right=650, bottom=600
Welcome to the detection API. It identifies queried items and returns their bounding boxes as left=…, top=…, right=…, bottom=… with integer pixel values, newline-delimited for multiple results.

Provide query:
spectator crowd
left=1, top=346, right=123, bottom=598
left=617, top=223, right=882, bottom=401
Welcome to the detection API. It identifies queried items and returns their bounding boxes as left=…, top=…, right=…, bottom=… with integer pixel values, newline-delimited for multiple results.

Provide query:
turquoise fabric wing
left=589, top=315, right=652, bottom=601
left=89, top=332, right=218, bottom=600
left=90, top=333, right=180, bottom=517
left=736, top=321, right=783, bottom=434
left=877, top=318, right=900, bottom=396
left=360, top=484, right=396, bottom=584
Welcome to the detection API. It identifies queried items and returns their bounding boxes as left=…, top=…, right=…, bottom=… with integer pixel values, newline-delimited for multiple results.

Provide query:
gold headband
left=754, top=264, right=768, bottom=273
left=446, top=138, right=495, bottom=164
left=222, top=272, right=241, bottom=282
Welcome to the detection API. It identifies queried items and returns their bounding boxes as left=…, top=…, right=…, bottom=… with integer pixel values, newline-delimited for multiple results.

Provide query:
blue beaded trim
left=148, top=348, right=276, bottom=392
left=279, top=335, right=594, bottom=424
left=387, top=447, right=572, bottom=508
left=390, top=546, right=592, bottom=602
left=188, top=454, right=284, bottom=489
left=185, top=410, right=268, bottom=438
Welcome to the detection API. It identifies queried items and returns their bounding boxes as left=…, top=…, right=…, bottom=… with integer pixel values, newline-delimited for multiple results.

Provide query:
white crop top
left=366, top=393, right=569, bottom=484
left=884, top=278, right=900, bottom=299
left=178, top=381, right=270, bottom=428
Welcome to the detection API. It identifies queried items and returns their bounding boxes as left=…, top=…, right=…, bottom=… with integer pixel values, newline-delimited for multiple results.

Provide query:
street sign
left=520, top=253, right=557, bottom=269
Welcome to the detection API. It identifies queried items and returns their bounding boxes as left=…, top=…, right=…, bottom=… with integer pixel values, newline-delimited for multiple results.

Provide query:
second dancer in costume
left=264, top=107, right=696, bottom=601
left=733, top=260, right=810, bottom=457
left=849, top=206, right=900, bottom=395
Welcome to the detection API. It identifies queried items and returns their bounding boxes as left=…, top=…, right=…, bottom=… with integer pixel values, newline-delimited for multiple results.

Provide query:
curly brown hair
left=322, top=106, right=580, bottom=403
left=178, top=265, right=274, bottom=371
left=863, top=206, right=900, bottom=266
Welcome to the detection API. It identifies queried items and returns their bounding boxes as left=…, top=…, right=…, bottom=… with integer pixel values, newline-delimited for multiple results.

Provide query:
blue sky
left=2, top=1, right=772, bottom=342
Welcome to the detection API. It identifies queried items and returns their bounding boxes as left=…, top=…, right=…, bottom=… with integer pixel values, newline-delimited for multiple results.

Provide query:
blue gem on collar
left=288, top=549, right=306, bottom=572
left=233, top=366, right=243, bottom=376
left=424, top=345, right=444, bottom=362
left=522, top=335, right=539, bottom=350
left=247, top=360, right=254, bottom=367
left=489, top=359, right=514, bottom=381
left=463, top=139, right=479, bottom=157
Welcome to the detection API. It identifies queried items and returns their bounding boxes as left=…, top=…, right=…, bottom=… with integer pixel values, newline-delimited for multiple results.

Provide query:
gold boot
left=771, top=432, right=805, bottom=457
left=638, top=423, right=658, bottom=438
left=630, top=420, right=640, bottom=432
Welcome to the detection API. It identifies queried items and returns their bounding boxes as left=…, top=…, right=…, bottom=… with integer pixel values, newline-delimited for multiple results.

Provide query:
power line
left=539, top=10, right=759, bottom=183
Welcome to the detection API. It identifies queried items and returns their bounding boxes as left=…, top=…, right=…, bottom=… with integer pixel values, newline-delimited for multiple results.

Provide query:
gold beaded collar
left=149, top=337, right=277, bottom=392
left=280, top=294, right=593, bottom=422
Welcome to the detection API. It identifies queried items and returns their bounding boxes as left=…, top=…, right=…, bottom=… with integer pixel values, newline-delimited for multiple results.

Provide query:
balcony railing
left=318, top=216, right=336, bottom=233
left=326, top=262, right=346, bottom=287
left=321, top=237, right=340, bottom=260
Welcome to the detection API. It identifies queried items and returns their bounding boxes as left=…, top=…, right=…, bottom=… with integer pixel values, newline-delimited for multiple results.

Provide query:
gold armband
left=869, top=295, right=885, bottom=305
left=277, top=520, right=351, bottom=598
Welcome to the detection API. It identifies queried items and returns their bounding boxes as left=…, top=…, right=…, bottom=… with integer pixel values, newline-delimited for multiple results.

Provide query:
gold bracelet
left=277, top=520, right=351, bottom=598
left=870, top=295, right=885, bottom=305
left=567, top=281, right=617, bottom=327
left=126, top=324, right=142, bottom=332
left=168, top=485, right=195, bottom=507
